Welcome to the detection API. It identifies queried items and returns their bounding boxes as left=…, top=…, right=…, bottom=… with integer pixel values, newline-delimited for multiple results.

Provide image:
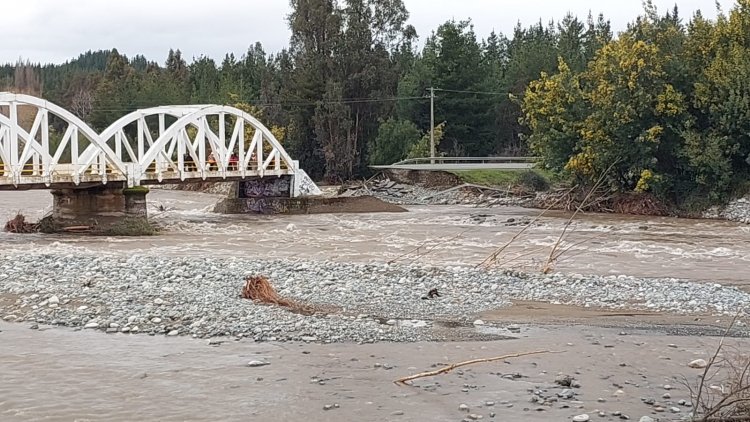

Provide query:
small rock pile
left=704, top=195, right=750, bottom=224
left=340, top=178, right=530, bottom=207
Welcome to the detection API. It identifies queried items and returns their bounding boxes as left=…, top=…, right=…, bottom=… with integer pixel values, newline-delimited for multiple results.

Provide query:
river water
left=0, top=188, right=748, bottom=285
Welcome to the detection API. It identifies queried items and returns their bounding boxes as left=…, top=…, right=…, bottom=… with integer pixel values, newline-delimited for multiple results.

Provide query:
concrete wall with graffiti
left=239, top=176, right=292, bottom=199
left=237, top=176, right=293, bottom=213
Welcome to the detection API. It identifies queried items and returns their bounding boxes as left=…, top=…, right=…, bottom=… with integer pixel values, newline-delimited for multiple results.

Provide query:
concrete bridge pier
left=50, top=183, right=150, bottom=232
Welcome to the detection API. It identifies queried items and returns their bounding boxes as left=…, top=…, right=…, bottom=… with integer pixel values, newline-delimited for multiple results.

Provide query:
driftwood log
left=394, top=350, right=558, bottom=385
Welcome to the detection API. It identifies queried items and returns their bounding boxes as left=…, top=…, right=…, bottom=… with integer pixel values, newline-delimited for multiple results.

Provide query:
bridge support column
left=49, top=183, right=151, bottom=233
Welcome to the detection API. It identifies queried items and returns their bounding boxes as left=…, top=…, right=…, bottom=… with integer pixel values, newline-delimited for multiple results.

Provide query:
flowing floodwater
left=0, top=188, right=748, bottom=285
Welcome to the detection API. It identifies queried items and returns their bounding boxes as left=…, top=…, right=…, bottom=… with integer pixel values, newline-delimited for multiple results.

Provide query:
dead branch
left=541, top=161, right=618, bottom=274
left=4, top=213, right=39, bottom=233
left=494, top=245, right=550, bottom=268
left=477, top=185, right=577, bottom=269
left=394, top=350, right=558, bottom=385
left=241, top=274, right=324, bottom=315
left=685, top=313, right=750, bottom=421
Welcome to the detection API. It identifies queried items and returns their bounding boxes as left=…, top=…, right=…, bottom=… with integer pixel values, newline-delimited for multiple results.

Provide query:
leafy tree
left=368, top=118, right=421, bottom=165
left=522, top=58, right=585, bottom=172
left=407, top=122, right=445, bottom=159
left=90, top=49, right=138, bottom=130
left=189, top=56, right=220, bottom=103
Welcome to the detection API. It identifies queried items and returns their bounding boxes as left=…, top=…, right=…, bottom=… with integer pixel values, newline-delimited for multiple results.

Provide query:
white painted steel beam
left=0, top=92, right=321, bottom=196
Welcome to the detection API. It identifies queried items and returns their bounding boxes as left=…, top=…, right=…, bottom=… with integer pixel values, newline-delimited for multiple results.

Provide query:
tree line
left=2, top=0, right=748, bottom=207
left=524, top=1, right=750, bottom=208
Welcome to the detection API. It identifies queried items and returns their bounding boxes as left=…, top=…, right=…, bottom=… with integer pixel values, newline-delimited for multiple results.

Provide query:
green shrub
left=517, top=170, right=550, bottom=192
left=101, top=217, right=158, bottom=236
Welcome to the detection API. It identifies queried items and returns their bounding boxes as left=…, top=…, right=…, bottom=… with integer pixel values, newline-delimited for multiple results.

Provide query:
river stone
left=555, top=374, right=574, bottom=386
left=3, top=251, right=750, bottom=344
left=688, top=359, right=707, bottom=369
left=639, top=417, right=655, bottom=422
left=573, top=414, right=590, bottom=422
left=247, top=360, right=269, bottom=367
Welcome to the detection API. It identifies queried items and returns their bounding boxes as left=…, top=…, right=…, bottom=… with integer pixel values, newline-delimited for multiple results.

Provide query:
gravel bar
left=1, top=251, right=749, bottom=343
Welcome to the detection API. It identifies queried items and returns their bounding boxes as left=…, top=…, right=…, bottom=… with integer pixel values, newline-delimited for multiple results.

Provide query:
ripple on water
left=0, top=190, right=748, bottom=283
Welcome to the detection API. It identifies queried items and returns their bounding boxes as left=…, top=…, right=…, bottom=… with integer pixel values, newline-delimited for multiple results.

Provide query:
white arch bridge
left=0, top=93, right=321, bottom=197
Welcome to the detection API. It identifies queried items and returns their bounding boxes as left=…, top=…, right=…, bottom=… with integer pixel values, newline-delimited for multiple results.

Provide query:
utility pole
left=429, top=87, right=435, bottom=164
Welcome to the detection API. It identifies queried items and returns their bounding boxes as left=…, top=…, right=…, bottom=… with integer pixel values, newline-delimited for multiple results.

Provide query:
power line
left=433, top=88, right=515, bottom=96
left=38, top=88, right=523, bottom=114
left=81, top=95, right=429, bottom=112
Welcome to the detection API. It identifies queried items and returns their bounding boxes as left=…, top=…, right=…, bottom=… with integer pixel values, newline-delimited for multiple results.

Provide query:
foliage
left=516, top=170, right=550, bottom=192
left=102, top=217, right=158, bottom=236
left=407, top=122, right=444, bottom=159
left=522, top=1, right=750, bottom=207
left=369, top=118, right=421, bottom=165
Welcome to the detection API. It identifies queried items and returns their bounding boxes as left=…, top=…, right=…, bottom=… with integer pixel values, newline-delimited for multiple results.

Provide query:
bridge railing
left=0, top=94, right=321, bottom=196
left=390, top=156, right=539, bottom=166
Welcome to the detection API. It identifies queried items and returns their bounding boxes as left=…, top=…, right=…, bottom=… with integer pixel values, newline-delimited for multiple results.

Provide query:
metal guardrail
left=369, top=156, right=540, bottom=170
left=391, top=157, right=538, bottom=165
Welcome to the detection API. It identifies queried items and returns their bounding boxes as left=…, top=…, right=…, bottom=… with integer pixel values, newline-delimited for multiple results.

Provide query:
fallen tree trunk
left=394, top=350, right=557, bottom=385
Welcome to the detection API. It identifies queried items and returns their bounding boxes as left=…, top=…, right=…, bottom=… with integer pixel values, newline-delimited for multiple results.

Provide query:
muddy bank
left=0, top=321, right=739, bottom=422
left=355, top=170, right=750, bottom=224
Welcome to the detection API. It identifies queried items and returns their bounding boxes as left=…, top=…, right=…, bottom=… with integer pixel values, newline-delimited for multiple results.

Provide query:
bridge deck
left=0, top=163, right=295, bottom=190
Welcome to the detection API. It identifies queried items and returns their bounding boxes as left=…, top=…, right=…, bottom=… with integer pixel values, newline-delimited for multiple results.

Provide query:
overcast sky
left=2, top=0, right=735, bottom=65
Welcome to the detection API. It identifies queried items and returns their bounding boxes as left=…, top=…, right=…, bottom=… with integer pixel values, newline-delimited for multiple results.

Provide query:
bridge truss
left=0, top=93, right=320, bottom=196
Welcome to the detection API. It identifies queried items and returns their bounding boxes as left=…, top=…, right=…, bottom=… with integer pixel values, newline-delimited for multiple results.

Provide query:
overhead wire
left=62, top=88, right=520, bottom=113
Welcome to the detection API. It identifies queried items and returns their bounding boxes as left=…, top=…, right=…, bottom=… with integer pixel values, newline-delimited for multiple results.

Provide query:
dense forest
left=2, top=0, right=749, bottom=208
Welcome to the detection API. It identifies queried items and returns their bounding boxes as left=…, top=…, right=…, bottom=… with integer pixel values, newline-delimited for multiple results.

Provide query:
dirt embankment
left=365, top=170, right=750, bottom=224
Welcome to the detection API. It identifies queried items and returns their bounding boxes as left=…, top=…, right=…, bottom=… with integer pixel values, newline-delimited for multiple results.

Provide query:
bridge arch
left=135, top=105, right=298, bottom=184
left=0, top=92, right=125, bottom=186
left=0, top=93, right=320, bottom=196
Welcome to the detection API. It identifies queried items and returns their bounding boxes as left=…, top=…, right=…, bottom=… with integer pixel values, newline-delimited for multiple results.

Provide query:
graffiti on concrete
left=293, top=169, right=322, bottom=196
left=245, top=198, right=291, bottom=214
left=240, top=176, right=291, bottom=198
left=297, top=172, right=319, bottom=196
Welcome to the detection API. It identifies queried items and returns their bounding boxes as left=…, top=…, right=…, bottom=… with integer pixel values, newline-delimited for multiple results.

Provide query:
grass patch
left=451, top=169, right=556, bottom=191
left=101, top=217, right=158, bottom=236
left=123, top=186, right=150, bottom=195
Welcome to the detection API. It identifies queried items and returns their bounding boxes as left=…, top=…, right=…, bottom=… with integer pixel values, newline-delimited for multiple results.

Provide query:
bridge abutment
left=50, top=183, right=150, bottom=233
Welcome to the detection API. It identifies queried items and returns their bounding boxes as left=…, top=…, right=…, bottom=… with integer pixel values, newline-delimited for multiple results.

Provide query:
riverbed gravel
left=704, top=194, right=750, bottom=224
left=1, top=249, right=749, bottom=343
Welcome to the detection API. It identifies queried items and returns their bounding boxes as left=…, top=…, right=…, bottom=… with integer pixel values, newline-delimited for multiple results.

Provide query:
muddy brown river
left=1, top=189, right=748, bottom=285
